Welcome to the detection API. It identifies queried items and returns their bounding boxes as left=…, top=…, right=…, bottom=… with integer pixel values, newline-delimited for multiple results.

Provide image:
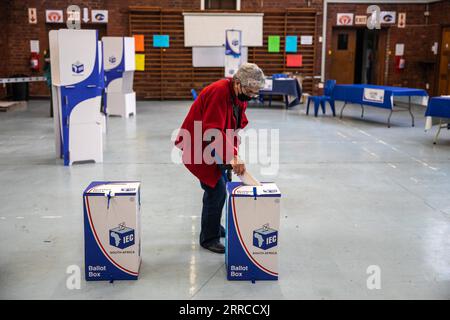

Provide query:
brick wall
left=0, top=0, right=325, bottom=98
left=325, top=1, right=449, bottom=95
left=0, top=0, right=204, bottom=98
left=0, top=1, right=11, bottom=98
left=429, top=0, right=450, bottom=25
left=2, top=0, right=448, bottom=98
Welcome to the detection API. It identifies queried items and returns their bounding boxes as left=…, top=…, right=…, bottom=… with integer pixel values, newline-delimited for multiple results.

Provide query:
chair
left=191, top=88, right=198, bottom=100
left=306, top=80, right=336, bottom=117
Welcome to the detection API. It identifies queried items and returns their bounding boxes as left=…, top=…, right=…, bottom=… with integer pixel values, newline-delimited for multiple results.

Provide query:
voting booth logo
left=108, top=56, right=116, bottom=64
left=72, top=61, right=84, bottom=75
left=109, top=222, right=135, bottom=249
left=253, top=224, right=278, bottom=250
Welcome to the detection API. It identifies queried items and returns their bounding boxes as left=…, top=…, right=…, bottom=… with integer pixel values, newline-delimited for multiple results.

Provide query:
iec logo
left=72, top=61, right=84, bottom=74
left=253, top=224, right=278, bottom=250
left=95, top=13, right=105, bottom=21
left=109, top=222, right=135, bottom=249
left=108, top=56, right=116, bottom=64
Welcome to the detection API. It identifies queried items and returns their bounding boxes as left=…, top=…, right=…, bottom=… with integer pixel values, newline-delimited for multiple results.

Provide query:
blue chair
left=191, top=89, right=198, bottom=100
left=306, top=80, right=336, bottom=117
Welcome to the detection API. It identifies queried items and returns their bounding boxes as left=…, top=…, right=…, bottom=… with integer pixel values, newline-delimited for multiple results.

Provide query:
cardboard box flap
left=228, top=182, right=281, bottom=197
left=84, top=181, right=140, bottom=195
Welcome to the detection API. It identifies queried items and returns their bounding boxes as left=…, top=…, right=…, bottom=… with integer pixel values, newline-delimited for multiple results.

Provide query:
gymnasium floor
left=0, top=99, right=449, bottom=299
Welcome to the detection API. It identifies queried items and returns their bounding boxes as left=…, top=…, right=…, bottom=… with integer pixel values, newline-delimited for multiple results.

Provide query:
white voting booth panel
left=98, top=40, right=107, bottom=134
left=226, top=182, right=281, bottom=282
left=69, top=96, right=103, bottom=164
left=83, top=181, right=142, bottom=281
left=107, top=92, right=136, bottom=118
left=49, top=29, right=103, bottom=166
left=50, top=30, right=97, bottom=86
left=103, top=37, right=135, bottom=72
left=103, top=37, right=136, bottom=118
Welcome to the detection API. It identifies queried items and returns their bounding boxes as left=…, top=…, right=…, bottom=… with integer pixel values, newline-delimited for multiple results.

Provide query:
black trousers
left=199, top=174, right=229, bottom=246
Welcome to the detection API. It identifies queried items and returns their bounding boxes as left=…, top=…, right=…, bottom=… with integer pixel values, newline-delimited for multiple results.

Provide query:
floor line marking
left=336, top=131, right=348, bottom=139
left=358, top=129, right=371, bottom=137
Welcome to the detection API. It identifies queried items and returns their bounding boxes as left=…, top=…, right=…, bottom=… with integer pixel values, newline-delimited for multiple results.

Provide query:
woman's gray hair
left=233, top=63, right=265, bottom=89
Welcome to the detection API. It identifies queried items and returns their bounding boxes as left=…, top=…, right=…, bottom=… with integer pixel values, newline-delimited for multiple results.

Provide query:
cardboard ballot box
left=83, top=181, right=141, bottom=281
left=225, top=182, right=281, bottom=281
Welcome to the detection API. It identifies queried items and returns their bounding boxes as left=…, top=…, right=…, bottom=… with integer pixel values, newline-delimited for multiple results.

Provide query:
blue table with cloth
left=424, top=96, right=450, bottom=144
left=259, top=78, right=302, bottom=108
left=333, top=84, right=428, bottom=127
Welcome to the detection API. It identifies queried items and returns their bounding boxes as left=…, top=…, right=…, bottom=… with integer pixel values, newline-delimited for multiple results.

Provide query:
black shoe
left=220, top=225, right=226, bottom=237
left=201, top=241, right=225, bottom=254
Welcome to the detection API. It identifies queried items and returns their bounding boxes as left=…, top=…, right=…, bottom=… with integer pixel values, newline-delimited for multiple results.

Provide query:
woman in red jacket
left=175, top=63, right=265, bottom=253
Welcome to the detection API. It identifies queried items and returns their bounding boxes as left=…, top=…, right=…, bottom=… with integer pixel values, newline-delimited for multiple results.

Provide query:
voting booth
left=226, top=182, right=281, bottom=282
left=98, top=40, right=107, bottom=133
left=102, top=37, right=136, bottom=118
left=83, top=181, right=142, bottom=281
left=49, top=29, right=104, bottom=166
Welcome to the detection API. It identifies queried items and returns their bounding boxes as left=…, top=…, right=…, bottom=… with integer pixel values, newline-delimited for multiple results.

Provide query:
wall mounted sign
left=300, top=35, right=313, bottom=45
left=30, top=40, right=39, bottom=53
left=355, top=15, right=367, bottom=25
left=337, top=13, right=354, bottom=26
left=135, top=54, right=145, bottom=71
left=398, top=13, right=406, bottom=28
left=153, top=35, right=169, bottom=48
left=225, top=30, right=242, bottom=56
left=381, top=11, right=396, bottom=24
left=395, top=43, right=404, bottom=56
left=28, top=8, right=37, bottom=24
left=285, top=36, right=297, bottom=53
left=225, top=30, right=242, bottom=77
left=134, top=35, right=145, bottom=52
left=268, top=35, right=280, bottom=53
left=286, top=54, right=302, bottom=67
left=92, top=10, right=108, bottom=23
left=82, top=8, right=89, bottom=23
left=46, top=10, right=64, bottom=23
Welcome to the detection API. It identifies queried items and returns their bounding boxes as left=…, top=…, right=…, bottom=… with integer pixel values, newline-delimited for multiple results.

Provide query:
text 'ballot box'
left=226, top=182, right=281, bottom=282
left=83, top=181, right=141, bottom=281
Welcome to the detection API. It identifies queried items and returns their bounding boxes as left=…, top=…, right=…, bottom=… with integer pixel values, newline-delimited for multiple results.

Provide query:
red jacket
left=175, top=78, right=248, bottom=188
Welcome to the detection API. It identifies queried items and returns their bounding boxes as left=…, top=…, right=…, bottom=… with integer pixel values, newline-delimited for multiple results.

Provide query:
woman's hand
left=230, top=155, right=246, bottom=176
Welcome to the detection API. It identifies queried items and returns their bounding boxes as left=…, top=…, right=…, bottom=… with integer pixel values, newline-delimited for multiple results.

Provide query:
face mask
left=236, top=83, right=254, bottom=102
left=237, top=93, right=252, bottom=102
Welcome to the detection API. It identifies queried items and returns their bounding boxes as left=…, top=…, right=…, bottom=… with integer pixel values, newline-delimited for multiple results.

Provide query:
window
left=205, top=0, right=237, bottom=10
left=338, top=33, right=348, bottom=50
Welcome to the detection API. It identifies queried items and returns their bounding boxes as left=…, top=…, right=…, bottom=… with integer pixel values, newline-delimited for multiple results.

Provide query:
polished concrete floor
left=0, top=99, right=449, bottom=300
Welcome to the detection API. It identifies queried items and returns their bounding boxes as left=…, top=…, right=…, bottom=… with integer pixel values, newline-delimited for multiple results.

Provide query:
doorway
left=438, top=27, right=450, bottom=95
left=330, top=27, right=386, bottom=85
